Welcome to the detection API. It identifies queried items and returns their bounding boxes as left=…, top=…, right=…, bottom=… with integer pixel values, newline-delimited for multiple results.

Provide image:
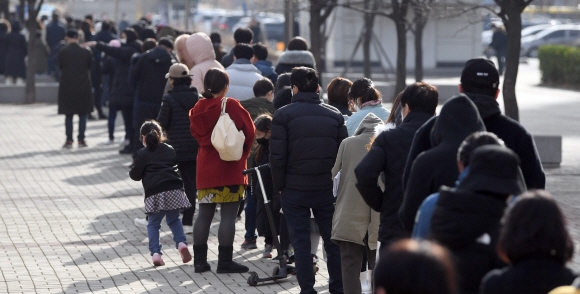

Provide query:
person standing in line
left=332, top=112, right=384, bottom=294
left=354, top=82, right=438, bottom=251
left=46, top=12, right=66, bottom=75
left=270, top=67, right=346, bottom=294
left=225, top=43, right=263, bottom=101
left=156, top=63, right=200, bottom=235
left=189, top=68, right=255, bottom=274
left=345, top=78, right=390, bottom=136
left=251, top=43, right=278, bottom=84
left=275, top=37, right=316, bottom=75
left=4, top=20, right=27, bottom=85
left=327, top=77, right=353, bottom=117
left=488, top=23, right=507, bottom=76
left=91, top=20, right=115, bottom=120
left=58, top=29, right=94, bottom=149
left=129, top=120, right=192, bottom=267
left=221, top=27, right=253, bottom=68
left=184, top=32, right=224, bottom=93
left=0, top=20, right=9, bottom=75
left=210, top=32, right=227, bottom=64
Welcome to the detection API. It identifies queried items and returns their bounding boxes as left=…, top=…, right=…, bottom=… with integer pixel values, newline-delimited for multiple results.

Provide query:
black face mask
left=256, top=137, right=269, bottom=146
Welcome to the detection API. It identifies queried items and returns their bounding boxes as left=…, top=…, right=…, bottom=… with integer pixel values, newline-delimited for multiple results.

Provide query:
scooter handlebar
left=242, top=163, right=271, bottom=175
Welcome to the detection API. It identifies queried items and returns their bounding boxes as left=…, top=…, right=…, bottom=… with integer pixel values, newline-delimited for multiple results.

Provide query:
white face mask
left=120, top=38, right=127, bottom=44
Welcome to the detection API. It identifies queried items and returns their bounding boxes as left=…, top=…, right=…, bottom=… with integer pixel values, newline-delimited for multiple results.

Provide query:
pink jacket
left=185, top=33, right=225, bottom=93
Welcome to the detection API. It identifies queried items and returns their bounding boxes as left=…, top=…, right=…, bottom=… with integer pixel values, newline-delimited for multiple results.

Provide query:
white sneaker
left=183, top=225, right=193, bottom=235
left=134, top=217, right=148, bottom=228
left=119, top=139, right=130, bottom=149
left=105, top=139, right=115, bottom=145
left=361, top=270, right=372, bottom=294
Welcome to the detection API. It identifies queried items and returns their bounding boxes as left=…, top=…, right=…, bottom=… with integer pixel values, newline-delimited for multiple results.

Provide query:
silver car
left=521, top=25, right=580, bottom=57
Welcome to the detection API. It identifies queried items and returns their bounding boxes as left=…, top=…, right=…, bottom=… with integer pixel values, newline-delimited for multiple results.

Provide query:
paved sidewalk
left=0, top=105, right=332, bottom=293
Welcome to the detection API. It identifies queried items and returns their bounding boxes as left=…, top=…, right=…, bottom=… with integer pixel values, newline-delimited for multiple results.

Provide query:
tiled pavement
left=0, top=105, right=332, bottom=293
left=1, top=59, right=580, bottom=293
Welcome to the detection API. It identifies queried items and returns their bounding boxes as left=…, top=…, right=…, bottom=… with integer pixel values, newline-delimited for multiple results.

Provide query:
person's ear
left=458, top=84, right=464, bottom=93
left=457, top=161, right=465, bottom=173
left=494, top=88, right=500, bottom=100
left=316, top=84, right=320, bottom=93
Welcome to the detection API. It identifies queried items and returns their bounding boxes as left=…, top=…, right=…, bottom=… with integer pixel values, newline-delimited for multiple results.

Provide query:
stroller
left=243, top=163, right=296, bottom=286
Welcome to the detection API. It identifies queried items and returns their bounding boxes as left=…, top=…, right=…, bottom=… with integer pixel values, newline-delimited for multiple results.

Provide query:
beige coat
left=185, top=32, right=224, bottom=92
left=331, top=113, right=383, bottom=250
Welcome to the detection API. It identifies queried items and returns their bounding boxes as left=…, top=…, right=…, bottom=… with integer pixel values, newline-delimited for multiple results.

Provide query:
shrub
left=538, top=45, right=580, bottom=87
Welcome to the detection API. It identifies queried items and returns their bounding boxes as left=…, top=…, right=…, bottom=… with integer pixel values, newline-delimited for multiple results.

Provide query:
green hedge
left=538, top=45, right=580, bottom=86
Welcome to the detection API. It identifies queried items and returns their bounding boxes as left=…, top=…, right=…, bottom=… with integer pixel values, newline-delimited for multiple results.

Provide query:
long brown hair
left=253, top=114, right=272, bottom=162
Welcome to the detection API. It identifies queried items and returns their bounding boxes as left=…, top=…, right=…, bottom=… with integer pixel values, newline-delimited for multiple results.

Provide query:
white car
left=521, top=25, right=580, bottom=57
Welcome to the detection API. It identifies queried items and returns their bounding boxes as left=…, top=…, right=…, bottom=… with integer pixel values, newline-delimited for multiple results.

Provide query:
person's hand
left=82, top=41, right=97, bottom=48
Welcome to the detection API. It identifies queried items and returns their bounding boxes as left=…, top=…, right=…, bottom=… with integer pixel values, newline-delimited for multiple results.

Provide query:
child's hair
left=140, top=120, right=166, bottom=151
left=254, top=114, right=272, bottom=162
left=202, top=68, right=229, bottom=99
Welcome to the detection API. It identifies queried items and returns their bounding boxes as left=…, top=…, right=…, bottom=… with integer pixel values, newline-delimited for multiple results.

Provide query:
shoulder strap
left=221, top=97, right=227, bottom=115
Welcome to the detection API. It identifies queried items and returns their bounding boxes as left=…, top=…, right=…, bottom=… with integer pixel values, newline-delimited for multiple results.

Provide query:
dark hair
left=158, top=37, right=173, bottom=49
left=84, top=14, right=93, bottom=21
left=275, top=72, right=291, bottom=92
left=253, top=114, right=272, bottom=162
left=210, top=32, right=221, bottom=44
left=142, top=28, right=157, bottom=41
left=498, top=190, right=574, bottom=265
left=252, top=43, right=268, bottom=60
left=461, top=83, right=497, bottom=97
left=123, top=28, right=139, bottom=43
left=274, top=73, right=292, bottom=109
left=101, top=21, right=111, bottom=32
left=52, top=12, right=60, bottom=21
left=457, top=132, right=504, bottom=167
left=80, top=21, right=92, bottom=37
left=140, top=120, right=166, bottom=151
left=233, top=27, right=253, bottom=44
left=386, top=91, right=403, bottom=125
left=287, top=36, right=308, bottom=51
left=171, top=76, right=192, bottom=87
left=253, top=78, right=274, bottom=98
left=0, top=21, right=8, bottom=34
left=399, top=82, right=439, bottom=115
left=375, top=239, right=456, bottom=294
left=348, top=78, right=381, bottom=104
left=327, top=77, right=353, bottom=107
left=202, top=68, right=229, bottom=99
left=233, top=43, right=254, bottom=60
left=290, top=67, right=319, bottom=93
left=142, top=38, right=157, bottom=52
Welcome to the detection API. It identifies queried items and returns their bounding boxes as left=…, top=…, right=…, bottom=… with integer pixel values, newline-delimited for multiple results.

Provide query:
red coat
left=189, top=97, right=256, bottom=190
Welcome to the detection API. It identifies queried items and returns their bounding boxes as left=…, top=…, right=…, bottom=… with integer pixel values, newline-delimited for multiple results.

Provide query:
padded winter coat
left=96, top=41, right=141, bottom=107
left=185, top=33, right=224, bottom=92
left=225, top=59, right=263, bottom=101
left=57, top=43, right=94, bottom=115
left=131, top=46, right=174, bottom=104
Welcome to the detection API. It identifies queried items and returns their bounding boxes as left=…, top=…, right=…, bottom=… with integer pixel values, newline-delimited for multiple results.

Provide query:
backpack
left=211, top=98, right=246, bottom=161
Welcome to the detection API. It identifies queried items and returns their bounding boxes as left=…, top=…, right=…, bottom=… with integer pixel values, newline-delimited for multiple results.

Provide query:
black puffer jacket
left=430, top=187, right=507, bottom=294
left=131, top=46, right=174, bottom=104
left=402, top=92, right=545, bottom=191
left=399, top=94, right=486, bottom=231
left=156, top=85, right=199, bottom=162
left=270, top=91, right=348, bottom=192
left=129, top=143, right=184, bottom=198
left=355, top=111, right=433, bottom=243
left=96, top=41, right=141, bottom=107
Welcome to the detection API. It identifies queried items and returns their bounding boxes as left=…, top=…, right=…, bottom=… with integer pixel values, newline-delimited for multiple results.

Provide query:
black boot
left=193, top=244, right=211, bottom=273
left=216, top=245, right=249, bottom=274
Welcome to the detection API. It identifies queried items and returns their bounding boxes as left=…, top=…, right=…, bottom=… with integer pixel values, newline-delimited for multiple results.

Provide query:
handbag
left=211, top=97, right=246, bottom=161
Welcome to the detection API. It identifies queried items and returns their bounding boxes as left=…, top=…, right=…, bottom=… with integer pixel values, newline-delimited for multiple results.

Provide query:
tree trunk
left=502, top=11, right=522, bottom=121
left=362, top=0, right=376, bottom=78
left=414, top=20, right=425, bottom=82
left=25, top=21, right=37, bottom=104
left=310, top=1, right=323, bottom=72
left=0, top=0, right=8, bottom=19
left=393, top=17, right=407, bottom=99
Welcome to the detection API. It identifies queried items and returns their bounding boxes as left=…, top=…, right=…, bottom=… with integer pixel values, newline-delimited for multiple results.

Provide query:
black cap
left=460, top=58, right=500, bottom=89
left=158, top=37, right=174, bottom=50
left=66, top=29, right=79, bottom=39
left=458, top=145, right=526, bottom=197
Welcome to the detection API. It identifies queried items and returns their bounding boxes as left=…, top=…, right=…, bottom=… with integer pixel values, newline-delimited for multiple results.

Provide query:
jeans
left=121, top=105, right=134, bottom=143
left=280, top=188, right=343, bottom=294
left=178, top=161, right=197, bottom=226
left=244, top=187, right=257, bottom=240
left=107, top=104, right=118, bottom=140
left=147, top=209, right=186, bottom=256
left=65, top=114, right=87, bottom=142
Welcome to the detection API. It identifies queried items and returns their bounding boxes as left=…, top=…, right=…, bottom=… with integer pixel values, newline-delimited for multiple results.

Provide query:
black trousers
left=178, top=161, right=197, bottom=226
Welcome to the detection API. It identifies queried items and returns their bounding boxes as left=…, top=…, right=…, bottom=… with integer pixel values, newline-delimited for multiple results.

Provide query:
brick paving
left=1, top=59, right=579, bottom=293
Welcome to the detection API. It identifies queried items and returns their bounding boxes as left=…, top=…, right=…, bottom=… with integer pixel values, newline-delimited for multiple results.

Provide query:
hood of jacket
left=464, top=92, right=502, bottom=119
left=254, top=60, right=276, bottom=76
left=430, top=186, right=507, bottom=250
left=354, top=112, right=384, bottom=136
left=431, top=94, right=486, bottom=147
left=189, top=97, right=222, bottom=140
left=185, top=32, right=216, bottom=66
left=277, top=50, right=316, bottom=67
left=170, top=85, right=199, bottom=110
left=227, top=59, right=262, bottom=74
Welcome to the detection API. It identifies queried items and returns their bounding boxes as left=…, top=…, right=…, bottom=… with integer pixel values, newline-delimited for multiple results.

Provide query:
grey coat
left=57, top=43, right=94, bottom=115
left=331, top=113, right=384, bottom=250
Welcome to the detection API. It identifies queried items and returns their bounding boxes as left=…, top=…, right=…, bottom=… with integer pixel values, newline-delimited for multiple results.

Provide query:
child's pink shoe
left=179, top=242, right=192, bottom=263
left=152, top=253, right=165, bottom=266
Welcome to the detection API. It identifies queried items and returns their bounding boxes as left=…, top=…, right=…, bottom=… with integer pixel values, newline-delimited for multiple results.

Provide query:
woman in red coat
left=189, top=68, right=255, bottom=274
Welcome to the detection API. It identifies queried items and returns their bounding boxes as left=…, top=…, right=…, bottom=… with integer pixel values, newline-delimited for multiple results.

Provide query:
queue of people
left=5, top=13, right=576, bottom=293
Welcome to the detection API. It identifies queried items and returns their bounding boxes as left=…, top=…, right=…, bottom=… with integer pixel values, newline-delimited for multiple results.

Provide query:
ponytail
left=360, top=86, right=381, bottom=104
left=140, top=120, right=166, bottom=151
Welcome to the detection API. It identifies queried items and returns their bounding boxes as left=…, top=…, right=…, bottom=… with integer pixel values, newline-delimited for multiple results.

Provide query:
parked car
left=521, top=25, right=580, bottom=57
left=215, top=13, right=246, bottom=32
left=232, top=15, right=285, bottom=43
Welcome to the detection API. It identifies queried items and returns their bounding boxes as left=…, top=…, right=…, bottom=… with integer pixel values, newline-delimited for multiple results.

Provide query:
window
left=545, top=30, right=565, bottom=39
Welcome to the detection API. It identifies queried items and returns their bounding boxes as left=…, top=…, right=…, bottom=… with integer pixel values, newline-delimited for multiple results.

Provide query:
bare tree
left=21, top=0, right=44, bottom=104
left=362, top=0, right=378, bottom=78
left=308, top=0, right=338, bottom=74
left=409, top=0, right=433, bottom=81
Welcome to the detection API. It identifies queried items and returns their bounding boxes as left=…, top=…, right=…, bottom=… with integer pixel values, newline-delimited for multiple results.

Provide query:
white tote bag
left=211, top=98, right=246, bottom=161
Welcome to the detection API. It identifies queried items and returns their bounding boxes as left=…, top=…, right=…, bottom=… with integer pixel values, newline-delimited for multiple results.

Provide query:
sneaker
left=78, top=140, right=88, bottom=148
left=182, top=225, right=193, bottom=235
left=178, top=242, right=192, bottom=263
left=62, top=141, right=73, bottom=149
left=241, top=239, right=257, bottom=250
left=119, top=139, right=130, bottom=149
left=262, top=244, right=273, bottom=258
left=152, top=253, right=165, bottom=266
left=134, top=217, right=148, bottom=228
left=104, top=139, right=115, bottom=145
